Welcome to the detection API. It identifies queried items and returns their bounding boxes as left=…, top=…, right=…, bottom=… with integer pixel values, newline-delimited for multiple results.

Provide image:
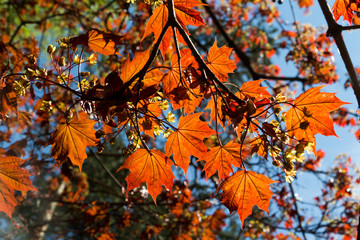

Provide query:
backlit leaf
left=69, top=29, right=124, bottom=55
left=117, top=149, right=175, bottom=203
left=217, top=170, right=277, bottom=227
left=286, top=86, right=348, bottom=147
left=206, top=39, right=236, bottom=81
left=0, top=157, right=36, bottom=219
left=121, top=49, right=150, bottom=85
left=237, top=79, right=272, bottom=101
left=197, top=141, right=244, bottom=180
left=46, top=113, right=98, bottom=171
left=0, top=83, right=17, bottom=120
left=332, top=0, right=360, bottom=24
left=165, top=113, right=215, bottom=174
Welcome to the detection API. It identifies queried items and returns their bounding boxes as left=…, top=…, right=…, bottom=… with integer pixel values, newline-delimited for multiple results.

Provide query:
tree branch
left=318, top=0, right=360, bottom=108
left=289, top=182, right=307, bottom=240
left=167, top=0, right=245, bottom=105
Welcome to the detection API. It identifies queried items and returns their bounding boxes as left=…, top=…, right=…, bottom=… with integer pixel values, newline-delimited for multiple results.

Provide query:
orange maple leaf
left=286, top=86, right=348, bottom=148
left=117, top=149, right=175, bottom=203
left=141, top=0, right=205, bottom=57
left=168, top=85, right=204, bottom=115
left=120, top=49, right=150, bottom=85
left=165, top=113, right=215, bottom=174
left=249, top=135, right=269, bottom=159
left=332, top=0, right=360, bottom=24
left=237, top=79, right=272, bottom=101
left=162, top=49, right=196, bottom=95
left=206, top=39, right=237, bottom=81
left=217, top=170, right=278, bottom=227
left=0, top=156, right=36, bottom=219
left=162, top=49, right=202, bottom=114
left=46, top=113, right=98, bottom=171
left=196, top=141, right=244, bottom=180
left=142, top=69, right=163, bottom=88
left=69, top=29, right=124, bottom=55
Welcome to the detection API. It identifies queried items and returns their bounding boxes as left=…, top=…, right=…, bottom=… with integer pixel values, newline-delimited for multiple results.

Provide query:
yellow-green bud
left=47, top=44, right=56, bottom=54
left=59, top=56, right=66, bottom=67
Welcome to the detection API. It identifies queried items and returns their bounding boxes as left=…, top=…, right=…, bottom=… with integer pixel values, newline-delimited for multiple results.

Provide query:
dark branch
left=318, top=0, right=360, bottom=108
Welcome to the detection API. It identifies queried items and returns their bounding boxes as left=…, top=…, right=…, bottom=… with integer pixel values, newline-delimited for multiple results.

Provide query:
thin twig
left=90, top=149, right=123, bottom=190
left=289, top=182, right=308, bottom=240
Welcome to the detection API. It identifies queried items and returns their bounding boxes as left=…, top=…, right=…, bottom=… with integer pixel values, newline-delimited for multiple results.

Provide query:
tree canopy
left=0, top=0, right=360, bottom=239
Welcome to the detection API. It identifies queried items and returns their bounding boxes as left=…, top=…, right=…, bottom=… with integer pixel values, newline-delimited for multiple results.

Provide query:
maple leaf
left=286, top=86, right=348, bottom=146
left=298, top=0, right=314, bottom=8
left=208, top=209, right=227, bottom=231
left=46, top=113, right=98, bottom=171
left=168, top=85, right=203, bottom=115
left=196, top=141, right=244, bottom=180
left=206, top=39, right=237, bottom=81
left=139, top=116, right=161, bottom=139
left=217, top=170, right=278, bottom=227
left=117, top=149, right=175, bottom=203
left=162, top=49, right=202, bottom=114
left=162, top=49, right=196, bottom=95
left=332, top=0, right=360, bottom=24
left=142, top=69, right=163, bottom=88
left=0, top=83, right=17, bottom=120
left=69, top=29, right=124, bottom=55
left=249, top=135, right=269, bottom=159
left=120, top=49, right=150, bottom=85
left=237, top=79, right=272, bottom=101
left=141, top=0, right=205, bottom=57
left=165, top=113, right=215, bottom=174
left=0, top=156, right=36, bottom=219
